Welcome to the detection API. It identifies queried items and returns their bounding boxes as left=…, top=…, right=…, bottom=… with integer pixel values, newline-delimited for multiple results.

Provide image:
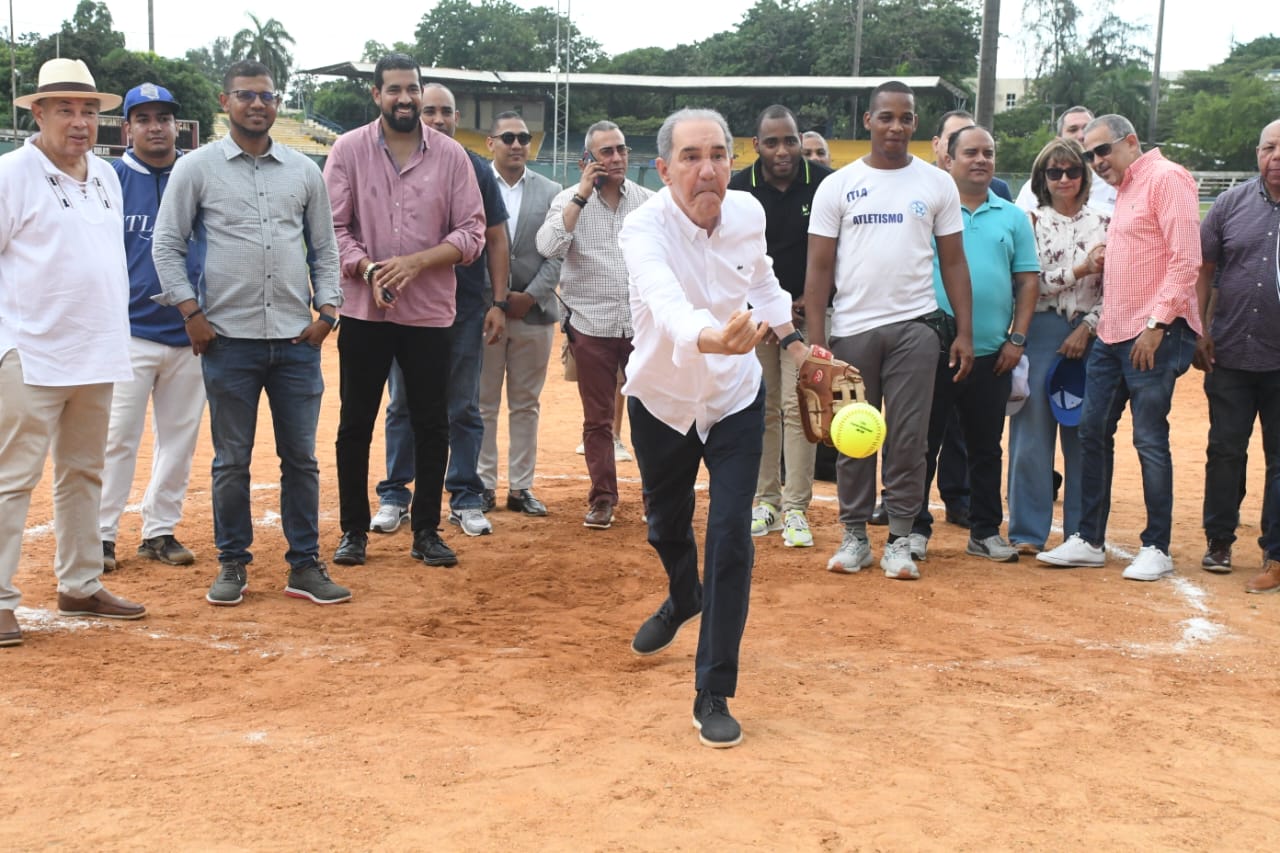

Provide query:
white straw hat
left=15, top=58, right=122, bottom=111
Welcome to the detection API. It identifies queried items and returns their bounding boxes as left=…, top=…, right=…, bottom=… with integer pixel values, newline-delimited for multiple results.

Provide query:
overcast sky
left=8, top=1, right=1271, bottom=81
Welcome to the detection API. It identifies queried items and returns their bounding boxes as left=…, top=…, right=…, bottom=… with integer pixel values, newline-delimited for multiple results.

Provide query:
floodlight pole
left=148, top=0, right=155, bottom=53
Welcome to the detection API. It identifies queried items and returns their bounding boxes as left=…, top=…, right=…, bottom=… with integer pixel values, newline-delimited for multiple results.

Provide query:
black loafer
left=480, top=489, right=496, bottom=513
left=507, top=490, right=548, bottom=516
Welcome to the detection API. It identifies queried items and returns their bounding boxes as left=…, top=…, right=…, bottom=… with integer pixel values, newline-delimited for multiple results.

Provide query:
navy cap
left=123, top=82, right=180, bottom=119
left=1045, top=355, right=1087, bottom=427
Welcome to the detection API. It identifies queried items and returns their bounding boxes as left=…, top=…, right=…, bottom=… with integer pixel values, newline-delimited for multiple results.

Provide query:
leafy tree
left=310, top=79, right=377, bottom=130
left=32, top=1, right=124, bottom=71
left=185, top=37, right=233, bottom=90
left=1021, top=0, right=1082, bottom=80
left=96, top=49, right=220, bottom=142
left=1163, top=36, right=1280, bottom=168
left=413, top=0, right=601, bottom=72
left=230, top=13, right=295, bottom=92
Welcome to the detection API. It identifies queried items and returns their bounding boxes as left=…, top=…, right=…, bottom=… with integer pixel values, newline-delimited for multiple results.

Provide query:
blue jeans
left=377, top=300, right=486, bottom=511
left=1007, top=312, right=1092, bottom=547
left=1077, top=320, right=1196, bottom=553
left=628, top=385, right=764, bottom=697
left=201, top=337, right=323, bottom=570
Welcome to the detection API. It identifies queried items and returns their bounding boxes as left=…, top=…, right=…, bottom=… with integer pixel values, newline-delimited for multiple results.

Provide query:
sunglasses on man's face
left=490, top=131, right=533, bottom=146
left=1082, top=138, right=1125, bottom=164
left=1045, top=166, right=1084, bottom=181
left=226, top=89, right=278, bottom=105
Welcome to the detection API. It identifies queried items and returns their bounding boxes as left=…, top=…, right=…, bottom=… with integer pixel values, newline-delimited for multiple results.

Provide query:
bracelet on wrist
left=570, top=194, right=589, bottom=208
left=182, top=307, right=203, bottom=323
left=362, top=262, right=380, bottom=285
left=778, top=330, right=805, bottom=349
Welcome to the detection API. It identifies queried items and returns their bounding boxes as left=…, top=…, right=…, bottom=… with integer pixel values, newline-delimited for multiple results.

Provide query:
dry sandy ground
left=4, top=331, right=1279, bottom=851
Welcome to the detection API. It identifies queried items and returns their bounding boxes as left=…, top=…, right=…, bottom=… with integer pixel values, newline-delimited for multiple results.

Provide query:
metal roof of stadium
left=300, top=62, right=967, bottom=100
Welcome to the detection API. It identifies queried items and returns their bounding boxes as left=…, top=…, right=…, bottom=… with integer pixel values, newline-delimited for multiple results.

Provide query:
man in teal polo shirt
left=912, top=125, right=1038, bottom=562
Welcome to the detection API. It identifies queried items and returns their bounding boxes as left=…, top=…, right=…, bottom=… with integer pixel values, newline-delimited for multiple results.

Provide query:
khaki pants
left=0, top=350, right=113, bottom=610
left=754, top=338, right=817, bottom=512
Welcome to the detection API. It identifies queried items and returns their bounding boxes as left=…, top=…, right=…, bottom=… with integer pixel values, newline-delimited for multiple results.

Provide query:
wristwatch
left=492, top=299, right=509, bottom=311
left=1007, top=331, right=1027, bottom=347
left=1146, top=317, right=1168, bottom=331
left=778, top=330, right=805, bottom=349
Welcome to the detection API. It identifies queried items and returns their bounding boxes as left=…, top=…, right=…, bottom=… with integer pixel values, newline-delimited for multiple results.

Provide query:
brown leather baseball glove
left=797, top=345, right=866, bottom=446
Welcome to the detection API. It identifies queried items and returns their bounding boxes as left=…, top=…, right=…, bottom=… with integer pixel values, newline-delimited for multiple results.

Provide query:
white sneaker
left=1036, top=533, right=1105, bottom=568
left=449, top=508, right=492, bottom=537
left=907, top=532, right=928, bottom=562
left=1122, top=545, right=1174, bottom=581
left=881, top=538, right=920, bottom=580
left=781, top=510, right=814, bottom=548
left=827, top=527, right=873, bottom=574
left=614, top=437, right=633, bottom=462
left=750, top=502, right=782, bottom=537
left=369, top=503, right=408, bottom=533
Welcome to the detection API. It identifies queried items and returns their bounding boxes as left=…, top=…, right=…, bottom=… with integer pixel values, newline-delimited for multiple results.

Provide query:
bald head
left=422, top=82, right=457, bottom=136
left=802, top=131, right=831, bottom=167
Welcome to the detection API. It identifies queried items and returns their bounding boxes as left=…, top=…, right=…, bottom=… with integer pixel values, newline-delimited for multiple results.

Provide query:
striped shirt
left=152, top=134, right=341, bottom=339
left=1096, top=148, right=1202, bottom=344
left=536, top=180, right=653, bottom=338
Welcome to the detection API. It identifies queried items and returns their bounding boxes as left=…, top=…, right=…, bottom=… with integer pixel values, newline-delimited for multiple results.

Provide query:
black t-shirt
left=728, top=157, right=834, bottom=300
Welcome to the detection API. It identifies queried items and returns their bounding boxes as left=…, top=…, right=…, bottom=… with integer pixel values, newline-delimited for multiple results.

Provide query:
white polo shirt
left=0, top=136, right=131, bottom=386
left=620, top=187, right=793, bottom=441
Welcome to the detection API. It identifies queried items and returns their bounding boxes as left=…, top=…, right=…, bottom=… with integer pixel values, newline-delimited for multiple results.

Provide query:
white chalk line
left=18, top=477, right=1224, bottom=653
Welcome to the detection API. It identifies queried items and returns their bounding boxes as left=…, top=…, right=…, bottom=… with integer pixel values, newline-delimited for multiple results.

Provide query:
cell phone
left=381, top=286, right=396, bottom=303
left=583, top=150, right=605, bottom=189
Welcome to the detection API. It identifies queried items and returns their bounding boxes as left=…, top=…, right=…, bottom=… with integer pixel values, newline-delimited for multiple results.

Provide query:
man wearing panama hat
left=0, top=58, right=147, bottom=648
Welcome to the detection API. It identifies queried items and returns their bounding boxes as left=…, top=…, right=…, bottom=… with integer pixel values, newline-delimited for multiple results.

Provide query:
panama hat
left=14, top=58, right=122, bottom=111
left=1045, top=355, right=1087, bottom=427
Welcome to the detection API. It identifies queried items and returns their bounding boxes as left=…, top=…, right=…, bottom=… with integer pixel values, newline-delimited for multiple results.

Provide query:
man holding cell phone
left=536, top=121, right=653, bottom=530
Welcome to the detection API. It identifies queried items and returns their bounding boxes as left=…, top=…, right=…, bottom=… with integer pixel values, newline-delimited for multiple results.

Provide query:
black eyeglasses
left=1082, top=138, right=1124, bottom=163
left=1045, top=166, right=1084, bottom=181
left=227, top=90, right=278, bottom=105
left=594, top=144, right=629, bottom=158
left=490, top=131, right=533, bottom=145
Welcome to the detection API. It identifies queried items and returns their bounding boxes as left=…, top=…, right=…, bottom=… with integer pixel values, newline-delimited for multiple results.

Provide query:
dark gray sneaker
left=631, top=595, right=701, bottom=656
left=284, top=562, right=352, bottom=604
left=411, top=529, right=458, bottom=567
left=138, top=534, right=196, bottom=566
left=692, top=689, right=742, bottom=748
left=206, top=562, right=247, bottom=606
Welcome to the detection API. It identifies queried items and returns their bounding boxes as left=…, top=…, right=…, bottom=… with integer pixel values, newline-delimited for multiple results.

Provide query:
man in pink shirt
left=1037, top=114, right=1201, bottom=582
left=322, top=53, right=485, bottom=568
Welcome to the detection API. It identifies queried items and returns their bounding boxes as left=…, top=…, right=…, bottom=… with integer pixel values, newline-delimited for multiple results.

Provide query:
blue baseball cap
left=123, top=82, right=180, bottom=119
left=1045, top=355, right=1087, bottom=427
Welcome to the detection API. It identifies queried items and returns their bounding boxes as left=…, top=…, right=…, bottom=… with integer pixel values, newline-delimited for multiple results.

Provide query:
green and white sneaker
left=750, top=502, right=782, bottom=537
left=781, top=509, right=814, bottom=548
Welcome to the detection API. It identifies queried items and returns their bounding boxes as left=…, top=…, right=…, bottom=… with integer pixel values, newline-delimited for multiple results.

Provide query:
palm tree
left=230, top=13, right=295, bottom=93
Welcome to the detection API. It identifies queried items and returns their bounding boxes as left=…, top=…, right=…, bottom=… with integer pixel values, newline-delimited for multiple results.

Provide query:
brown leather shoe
left=57, top=587, right=147, bottom=620
left=583, top=500, right=614, bottom=530
left=1201, top=539, right=1232, bottom=574
left=1245, top=560, right=1280, bottom=594
left=0, top=609, right=21, bottom=647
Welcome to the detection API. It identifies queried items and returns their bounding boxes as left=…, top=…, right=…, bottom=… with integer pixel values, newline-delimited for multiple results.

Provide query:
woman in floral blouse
left=1007, top=138, right=1110, bottom=554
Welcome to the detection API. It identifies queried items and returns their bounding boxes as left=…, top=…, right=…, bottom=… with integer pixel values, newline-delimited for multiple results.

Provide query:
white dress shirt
left=492, top=163, right=526, bottom=239
left=620, top=187, right=793, bottom=441
left=0, top=137, right=132, bottom=386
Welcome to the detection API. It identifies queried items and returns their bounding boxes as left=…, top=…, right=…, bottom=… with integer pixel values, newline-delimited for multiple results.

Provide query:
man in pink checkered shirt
left=1037, top=114, right=1201, bottom=582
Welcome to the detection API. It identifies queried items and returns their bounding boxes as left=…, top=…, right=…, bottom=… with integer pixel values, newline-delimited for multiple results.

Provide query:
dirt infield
left=4, top=331, right=1280, bottom=851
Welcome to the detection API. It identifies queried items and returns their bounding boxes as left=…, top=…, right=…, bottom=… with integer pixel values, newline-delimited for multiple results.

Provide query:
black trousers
left=335, top=317, right=452, bottom=533
left=628, top=385, right=765, bottom=697
left=914, top=353, right=1011, bottom=540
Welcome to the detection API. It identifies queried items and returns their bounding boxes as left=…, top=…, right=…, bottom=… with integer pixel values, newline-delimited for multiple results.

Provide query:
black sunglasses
left=490, top=131, right=533, bottom=145
left=1045, top=166, right=1084, bottom=181
left=1082, top=138, right=1125, bottom=163
left=226, top=89, right=279, bottom=104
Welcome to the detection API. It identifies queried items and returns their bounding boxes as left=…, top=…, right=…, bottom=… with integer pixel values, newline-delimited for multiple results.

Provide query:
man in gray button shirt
left=153, top=60, right=348, bottom=608
left=1194, top=117, right=1280, bottom=588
